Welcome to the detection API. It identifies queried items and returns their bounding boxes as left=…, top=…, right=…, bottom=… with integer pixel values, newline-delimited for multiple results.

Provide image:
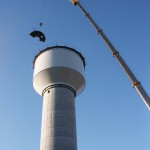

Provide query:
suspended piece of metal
left=70, top=1, right=150, bottom=110
left=29, top=30, right=46, bottom=42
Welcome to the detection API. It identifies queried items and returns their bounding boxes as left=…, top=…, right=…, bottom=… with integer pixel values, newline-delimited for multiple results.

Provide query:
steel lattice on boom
left=70, top=0, right=150, bottom=110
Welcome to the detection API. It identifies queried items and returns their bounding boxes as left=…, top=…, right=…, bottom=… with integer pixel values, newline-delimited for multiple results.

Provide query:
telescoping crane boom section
left=70, top=0, right=150, bottom=110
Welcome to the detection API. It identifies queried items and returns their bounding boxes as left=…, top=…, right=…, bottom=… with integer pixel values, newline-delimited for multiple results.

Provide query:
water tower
left=33, top=46, right=86, bottom=150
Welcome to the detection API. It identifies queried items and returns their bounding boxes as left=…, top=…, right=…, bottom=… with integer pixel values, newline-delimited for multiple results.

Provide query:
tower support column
left=40, top=86, right=77, bottom=150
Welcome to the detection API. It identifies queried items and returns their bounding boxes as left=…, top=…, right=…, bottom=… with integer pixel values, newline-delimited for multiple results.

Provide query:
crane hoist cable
left=29, top=0, right=47, bottom=42
left=40, top=0, right=47, bottom=27
left=69, top=0, right=150, bottom=110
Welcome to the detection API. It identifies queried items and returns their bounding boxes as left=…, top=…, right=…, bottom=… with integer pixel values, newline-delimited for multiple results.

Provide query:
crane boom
left=70, top=0, right=150, bottom=110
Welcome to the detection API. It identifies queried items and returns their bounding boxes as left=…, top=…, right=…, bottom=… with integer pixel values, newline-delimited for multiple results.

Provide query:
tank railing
left=70, top=0, right=150, bottom=110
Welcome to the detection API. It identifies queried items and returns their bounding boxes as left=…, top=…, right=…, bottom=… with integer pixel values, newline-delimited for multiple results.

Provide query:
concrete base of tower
left=40, top=86, right=77, bottom=150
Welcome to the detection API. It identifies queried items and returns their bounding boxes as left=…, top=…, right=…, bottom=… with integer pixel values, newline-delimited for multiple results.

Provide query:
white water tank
left=33, top=46, right=86, bottom=96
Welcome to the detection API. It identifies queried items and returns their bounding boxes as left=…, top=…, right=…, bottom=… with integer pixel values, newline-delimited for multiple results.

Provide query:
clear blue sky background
left=0, top=0, right=150, bottom=149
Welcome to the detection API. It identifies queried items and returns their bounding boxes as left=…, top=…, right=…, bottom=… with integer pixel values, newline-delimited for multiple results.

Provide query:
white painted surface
left=33, top=67, right=85, bottom=96
left=34, top=48, right=84, bottom=77
left=40, top=87, right=77, bottom=150
left=33, top=47, right=86, bottom=96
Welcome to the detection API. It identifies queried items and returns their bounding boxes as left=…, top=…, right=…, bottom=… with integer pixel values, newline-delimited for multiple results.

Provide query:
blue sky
left=0, top=0, right=150, bottom=149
